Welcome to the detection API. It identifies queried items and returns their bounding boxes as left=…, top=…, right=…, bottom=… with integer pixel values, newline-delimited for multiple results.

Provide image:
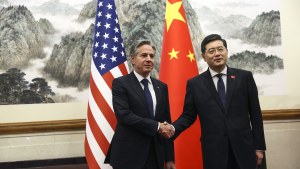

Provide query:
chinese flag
left=159, top=0, right=203, bottom=168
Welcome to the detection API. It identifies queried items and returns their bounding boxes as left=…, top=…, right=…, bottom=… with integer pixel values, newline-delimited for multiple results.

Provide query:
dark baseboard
left=0, top=157, right=86, bottom=169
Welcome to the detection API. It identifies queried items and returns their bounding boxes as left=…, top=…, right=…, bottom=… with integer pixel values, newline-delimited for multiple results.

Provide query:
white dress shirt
left=209, top=66, right=227, bottom=92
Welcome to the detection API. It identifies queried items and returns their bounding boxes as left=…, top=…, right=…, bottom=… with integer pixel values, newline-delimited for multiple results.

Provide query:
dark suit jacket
left=173, top=67, right=266, bottom=169
left=104, top=72, right=174, bottom=169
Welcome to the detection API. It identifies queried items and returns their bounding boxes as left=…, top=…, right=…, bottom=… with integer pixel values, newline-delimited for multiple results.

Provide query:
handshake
left=158, top=122, right=175, bottom=138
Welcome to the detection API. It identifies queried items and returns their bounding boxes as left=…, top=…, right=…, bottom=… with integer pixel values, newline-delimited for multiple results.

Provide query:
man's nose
left=215, top=50, right=221, bottom=55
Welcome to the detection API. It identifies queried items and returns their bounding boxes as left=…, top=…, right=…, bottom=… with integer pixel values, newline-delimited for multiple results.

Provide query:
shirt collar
left=209, top=66, right=227, bottom=77
left=134, top=71, right=152, bottom=84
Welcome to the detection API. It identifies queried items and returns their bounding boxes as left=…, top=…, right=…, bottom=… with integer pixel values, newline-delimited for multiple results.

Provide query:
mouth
left=214, top=58, right=223, bottom=62
left=144, top=64, right=152, bottom=67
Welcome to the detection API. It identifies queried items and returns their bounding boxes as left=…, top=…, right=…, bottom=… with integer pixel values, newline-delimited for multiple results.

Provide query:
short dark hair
left=129, top=39, right=156, bottom=57
left=201, top=34, right=227, bottom=54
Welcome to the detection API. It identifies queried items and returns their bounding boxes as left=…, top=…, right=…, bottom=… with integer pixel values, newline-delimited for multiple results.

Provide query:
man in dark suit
left=104, top=40, right=175, bottom=169
left=165, top=34, right=266, bottom=169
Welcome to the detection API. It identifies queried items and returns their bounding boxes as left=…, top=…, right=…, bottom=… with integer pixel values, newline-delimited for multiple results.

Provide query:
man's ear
left=202, top=54, right=206, bottom=62
left=131, top=56, right=135, bottom=65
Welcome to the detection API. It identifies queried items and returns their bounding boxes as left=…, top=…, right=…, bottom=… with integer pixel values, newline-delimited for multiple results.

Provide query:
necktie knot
left=141, top=79, right=149, bottom=87
left=216, top=73, right=223, bottom=79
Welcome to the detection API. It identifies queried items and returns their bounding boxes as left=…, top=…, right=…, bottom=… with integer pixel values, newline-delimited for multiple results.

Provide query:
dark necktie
left=216, top=74, right=226, bottom=106
left=141, top=79, right=154, bottom=118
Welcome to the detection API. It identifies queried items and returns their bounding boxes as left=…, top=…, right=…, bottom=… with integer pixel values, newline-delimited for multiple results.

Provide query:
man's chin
left=211, top=64, right=225, bottom=71
left=214, top=62, right=225, bottom=67
left=144, top=68, right=153, bottom=71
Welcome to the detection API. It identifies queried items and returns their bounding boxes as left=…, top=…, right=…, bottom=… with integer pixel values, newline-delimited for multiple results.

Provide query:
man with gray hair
left=104, top=40, right=175, bottom=169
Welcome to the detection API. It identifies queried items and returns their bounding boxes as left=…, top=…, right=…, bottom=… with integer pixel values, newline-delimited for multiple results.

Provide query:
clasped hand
left=159, top=122, right=175, bottom=138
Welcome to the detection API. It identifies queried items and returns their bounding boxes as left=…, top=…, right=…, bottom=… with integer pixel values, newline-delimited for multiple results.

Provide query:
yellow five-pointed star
left=165, top=0, right=186, bottom=32
left=169, top=48, right=180, bottom=60
left=187, top=50, right=195, bottom=62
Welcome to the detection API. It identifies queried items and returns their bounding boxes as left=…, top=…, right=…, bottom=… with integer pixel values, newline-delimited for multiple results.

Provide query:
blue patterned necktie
left=141, top=79, right=154, bottom=118
left=216, top=74, right=226, bottom=106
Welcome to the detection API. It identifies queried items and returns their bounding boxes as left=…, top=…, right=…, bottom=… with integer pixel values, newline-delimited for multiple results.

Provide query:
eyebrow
left=140, top=52, right=155, bottom=56
left=207, top=46, right=224, bottom=50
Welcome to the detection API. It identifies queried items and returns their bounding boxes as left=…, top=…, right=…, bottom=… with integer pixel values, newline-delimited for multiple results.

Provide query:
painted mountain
left=43, top=0, right=204, bottom=89
left=232, top=10, right=281, bottom=46
left=0, top=5, right=54, bottom=69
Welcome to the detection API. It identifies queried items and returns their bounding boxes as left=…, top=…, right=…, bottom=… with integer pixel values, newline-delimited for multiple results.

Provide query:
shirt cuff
left=157, top=122, right=160, bottom=132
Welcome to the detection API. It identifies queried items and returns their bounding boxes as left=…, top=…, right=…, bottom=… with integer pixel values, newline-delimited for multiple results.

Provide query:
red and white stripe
left=85, top=59, right=129, bottom=169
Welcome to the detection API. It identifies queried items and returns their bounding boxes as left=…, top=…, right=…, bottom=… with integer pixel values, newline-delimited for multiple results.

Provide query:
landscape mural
left=0, top=0, right=283, bottom=105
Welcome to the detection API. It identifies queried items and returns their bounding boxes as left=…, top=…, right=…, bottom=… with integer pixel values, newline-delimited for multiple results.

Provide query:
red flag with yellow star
left=159, top=0, right=203, bottom=168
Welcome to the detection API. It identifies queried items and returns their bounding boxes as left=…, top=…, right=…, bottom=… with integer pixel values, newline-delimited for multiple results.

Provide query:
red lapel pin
left=230, top=75, right=236, bottom=79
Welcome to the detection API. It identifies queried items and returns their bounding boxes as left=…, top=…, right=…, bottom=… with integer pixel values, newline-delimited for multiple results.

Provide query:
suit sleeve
left=172, top=79, right=198, bottom=139
left=247, top=72, right=266, bottom=150
left=112, top=78, right=158, bottom=136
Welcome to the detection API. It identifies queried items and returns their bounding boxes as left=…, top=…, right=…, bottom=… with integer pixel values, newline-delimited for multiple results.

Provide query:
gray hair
left=129, top=39, right=156, bottom=57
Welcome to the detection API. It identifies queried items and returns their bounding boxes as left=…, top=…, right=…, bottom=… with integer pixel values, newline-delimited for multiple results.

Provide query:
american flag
left=85, top=0, right=129, bottom=168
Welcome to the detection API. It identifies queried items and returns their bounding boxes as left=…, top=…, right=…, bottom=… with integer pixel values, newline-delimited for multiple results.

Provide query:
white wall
left=264, top=120, right=300, bottom=169
left=1, top=120, right=300, bottom=169
left=0, top=131, right=85, bottom=162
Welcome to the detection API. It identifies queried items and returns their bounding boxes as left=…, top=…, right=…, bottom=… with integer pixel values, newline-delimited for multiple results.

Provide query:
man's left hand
left=256, top=150, right=264, bottom=167
left=165, top=161, right=176, bottom=169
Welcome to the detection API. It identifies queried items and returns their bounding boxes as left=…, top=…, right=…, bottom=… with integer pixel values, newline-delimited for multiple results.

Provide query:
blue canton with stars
left=92, top=0, right=127, bottom=75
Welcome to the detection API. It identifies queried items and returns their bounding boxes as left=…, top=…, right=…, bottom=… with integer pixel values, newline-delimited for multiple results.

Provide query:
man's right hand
left=159, top=122, right=175, bottom=138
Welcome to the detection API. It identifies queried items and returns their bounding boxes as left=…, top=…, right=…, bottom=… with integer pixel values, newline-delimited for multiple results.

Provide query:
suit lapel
left=225, top=67, right=236, bottom=114
left=128, top=72, right=149, bottom=116
left=203, top=70, right=226, bottom=113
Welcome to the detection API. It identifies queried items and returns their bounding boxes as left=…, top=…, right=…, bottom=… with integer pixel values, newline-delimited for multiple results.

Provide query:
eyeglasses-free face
left=131, top=44, right=155, bottom=78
